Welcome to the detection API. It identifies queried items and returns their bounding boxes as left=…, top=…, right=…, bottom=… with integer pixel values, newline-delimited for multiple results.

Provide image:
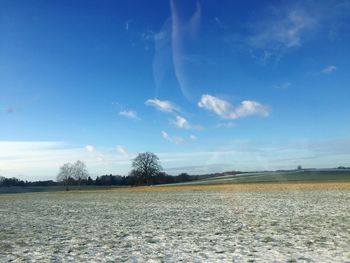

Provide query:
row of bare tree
left=56, top=152, right=162, bottom=189
left=56, top=160, right=89, bottom=190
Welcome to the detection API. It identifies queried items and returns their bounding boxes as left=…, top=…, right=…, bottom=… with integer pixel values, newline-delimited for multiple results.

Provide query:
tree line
left=0, top=152, right=207, bottom=189
left=1, top=152, right=242, bottom=189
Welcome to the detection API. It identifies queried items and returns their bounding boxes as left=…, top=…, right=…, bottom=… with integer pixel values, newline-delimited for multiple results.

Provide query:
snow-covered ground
left=1, top=189, right=349, bottom=262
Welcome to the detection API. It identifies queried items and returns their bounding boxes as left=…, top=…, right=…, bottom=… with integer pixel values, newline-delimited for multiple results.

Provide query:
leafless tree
left=57, top=163, right=73, bottom=190
left=57, top=160, right=89, bottom=190
left=72, top=160, right=88, bottom=189
left=131, top=152, right=162, bottom=185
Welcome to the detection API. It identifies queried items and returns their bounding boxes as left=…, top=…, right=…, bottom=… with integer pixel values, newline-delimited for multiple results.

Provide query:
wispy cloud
left=116, top=145, right=127, bottom=154
left=214, top=16, right=225, bottom=29
left=161, top=131, right=184, bottom=144
left=170, top=0, right=201, bottom=99
left=250, top=9, right=316, bottom=50
left=321, top=65, right=337, bottom=74
left=119, top=110, right=139, bottom=120
left=274, top=82, right=291, bottom=90
left=170, top=115, right=202, bottom=130
left=229, top=4, right=319, bottom=63
left=145, top=98, right=180, bottom=113
left=85, top=145, right=94, bottom=153
left=216, top=122, right=235, bottom=128
left=198, top=94, right=270, bottom=119
left=123, top=20, right=132, bottom=31
left=189, top=135, right=197, bottom=141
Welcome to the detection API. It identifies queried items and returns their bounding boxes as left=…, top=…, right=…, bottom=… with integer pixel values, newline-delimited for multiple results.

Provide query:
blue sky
left=1, top=0, right=350, bottom=180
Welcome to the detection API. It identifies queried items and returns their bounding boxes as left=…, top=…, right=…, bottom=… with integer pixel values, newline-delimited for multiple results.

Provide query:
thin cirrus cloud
left=216, top=122, right=235, bottom=128
left=249, top=9, right=316, bottom=49
left=170, top=0, right=201, bottom=100
left=119, top=110, right=139, bottom=120
left=145, top=98, right=180, bottom=113
left=321, top=65, right=337, bottom=74
left=198, top=94, right=270, bottom=119
left=161, top=131, right=184, bottom=144
left=241, top=5, right=318, bottom=63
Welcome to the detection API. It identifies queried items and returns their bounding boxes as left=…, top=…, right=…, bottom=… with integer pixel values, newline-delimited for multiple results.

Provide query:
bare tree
left=57, top=163, right=73, bottom=190
left=72, top=160, right=89, bottom=189
left=131, top=152, right=162, bottom=185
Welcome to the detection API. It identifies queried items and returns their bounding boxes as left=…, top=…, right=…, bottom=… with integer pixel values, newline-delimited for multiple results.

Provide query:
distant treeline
left=0, top=176, right=57, bottom=187
left=0, top=172, right=235, bottom=187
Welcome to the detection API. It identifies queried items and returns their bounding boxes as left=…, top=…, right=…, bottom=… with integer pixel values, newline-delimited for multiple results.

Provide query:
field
left=1, top=182, right=350, bottom=262
left=173, top=170, right=350, bottom=186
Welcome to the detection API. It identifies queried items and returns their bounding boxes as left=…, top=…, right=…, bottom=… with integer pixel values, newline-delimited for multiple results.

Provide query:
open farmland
left=174, top=170, right=350, bottom=186
left=1, top=184, right=350, bottom=262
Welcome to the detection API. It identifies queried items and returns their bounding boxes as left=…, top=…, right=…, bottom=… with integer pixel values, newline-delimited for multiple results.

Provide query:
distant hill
left=171, top=169, right=350, bottom=186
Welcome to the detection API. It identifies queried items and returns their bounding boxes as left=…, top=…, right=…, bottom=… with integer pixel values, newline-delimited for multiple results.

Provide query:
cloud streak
left=119, top=110, right=139, bottom=120
left=145, top=98, right=180, bottom=113
left=321, top=65, right=337, bottom=74
left=170, top=0, right=201, bottom=100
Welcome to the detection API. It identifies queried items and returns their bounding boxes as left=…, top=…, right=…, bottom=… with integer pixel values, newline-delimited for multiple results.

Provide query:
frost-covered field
left=1, top=188, right=349, bottom=262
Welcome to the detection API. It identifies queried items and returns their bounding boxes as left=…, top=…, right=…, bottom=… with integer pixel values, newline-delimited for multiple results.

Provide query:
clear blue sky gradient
left=1, top=0, right=350, bottom=180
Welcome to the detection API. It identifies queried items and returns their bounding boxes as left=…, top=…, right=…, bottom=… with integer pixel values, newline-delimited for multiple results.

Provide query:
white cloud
left=116, top=145, right=127, bottom=154
left=235, top=101, right=270, bottom=118
left=321, top=65, right=337, bottom=74
left=171, top=115, right=203, bottom=130
left=119, top=110, right=139, bottom=120
left=198, top=94, right=270, bottom=119
left=198, top=95, right=232, bottom=118
left=161, top=131, right=184, bottom=144
left=145, top=98, right=180, bottom=113
left=171, top=115, right=191, bottom=129
left=85, top=145, right=94, bottom=153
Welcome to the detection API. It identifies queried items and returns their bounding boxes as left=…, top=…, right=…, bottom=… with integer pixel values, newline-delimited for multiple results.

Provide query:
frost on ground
left=0, top=189, right=349, bottom=262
